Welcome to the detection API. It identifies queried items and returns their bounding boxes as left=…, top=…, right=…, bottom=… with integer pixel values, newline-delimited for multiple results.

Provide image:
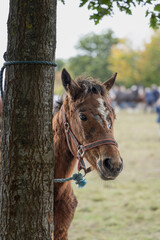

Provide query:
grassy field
left=69, top=111, right=160, bottom=240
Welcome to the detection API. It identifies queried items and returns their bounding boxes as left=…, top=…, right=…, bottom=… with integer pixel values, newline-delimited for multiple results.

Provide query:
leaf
left=154, top=4, right=160, bottom=12
left=145, top=9, right=150, bottom=17
left=79, top=0, right=88, bottom=7
left=126, top=8, right=132, bottom=15
left=150, top=12, right=158, bottom=29
left=89, top=14, right=101, bottom=24
left=59, top=0, right=65, bottom=4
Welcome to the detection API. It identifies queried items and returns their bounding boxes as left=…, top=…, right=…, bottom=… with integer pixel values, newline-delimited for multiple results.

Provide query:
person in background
left=145, top=87, right=155, bottom=112
left=155, top=97, right=160, bottom=139
left=152, top=84, right=160, bottom=103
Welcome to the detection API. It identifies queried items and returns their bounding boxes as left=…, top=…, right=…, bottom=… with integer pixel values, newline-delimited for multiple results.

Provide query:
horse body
left=53, top=100, right=77, bottom=240
left=53, top=69, right=123, bottom=239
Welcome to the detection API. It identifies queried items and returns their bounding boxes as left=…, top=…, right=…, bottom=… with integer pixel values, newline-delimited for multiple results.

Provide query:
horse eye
left=107, top=119, right=112, bottom=129
left=79, top=113, right=87, bottom=121
left=92, top=86, right=97, bottom=94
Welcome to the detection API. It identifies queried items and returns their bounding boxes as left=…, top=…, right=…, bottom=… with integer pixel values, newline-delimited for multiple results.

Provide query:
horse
left=53, top=69, right=123, bottom=240
left=114, top=85, right=145, bottom=109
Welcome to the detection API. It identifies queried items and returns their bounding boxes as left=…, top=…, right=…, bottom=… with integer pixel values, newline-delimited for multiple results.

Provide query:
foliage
left=55, top=58, right=66, bottom=71
left=109, top=30, right=160, bottom=87
left=75, top=29, right=118, bottom=57
left=108, top=40, right=140, bottom=87
left=137, top=30, right=160, bottom=86
left=67, top=30, right=118, bottom=82
left=78, top=0, right=160, bottom=29
left=54, top=59, right=67, bottom=95
left=59, top=0, right=160, bottom=28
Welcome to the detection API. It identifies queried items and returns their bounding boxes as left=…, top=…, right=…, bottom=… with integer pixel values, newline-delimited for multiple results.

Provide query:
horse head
left=61, top=68, right=123, bottom=181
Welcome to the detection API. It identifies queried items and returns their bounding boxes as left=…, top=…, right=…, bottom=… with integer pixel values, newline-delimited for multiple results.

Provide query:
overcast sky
left=0, top=1, right=154, bottom=67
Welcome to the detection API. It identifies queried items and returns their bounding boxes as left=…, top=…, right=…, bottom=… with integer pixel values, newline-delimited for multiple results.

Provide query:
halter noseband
left=62, top=106, right=118, bottom=175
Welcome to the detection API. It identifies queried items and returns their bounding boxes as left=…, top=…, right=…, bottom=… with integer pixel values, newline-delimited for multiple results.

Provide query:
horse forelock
left=76, top=77, right=116, bottom=116
left=76, top=76, right=105, bottom=97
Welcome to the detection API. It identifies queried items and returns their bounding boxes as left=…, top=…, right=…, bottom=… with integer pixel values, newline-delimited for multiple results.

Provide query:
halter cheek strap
left=62, top=106, right=118, bottom=174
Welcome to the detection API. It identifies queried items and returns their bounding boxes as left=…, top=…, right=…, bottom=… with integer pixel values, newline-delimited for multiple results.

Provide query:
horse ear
left=61, top=68, right=81, bottom=99
left=103, top=73, right=117, bottom=91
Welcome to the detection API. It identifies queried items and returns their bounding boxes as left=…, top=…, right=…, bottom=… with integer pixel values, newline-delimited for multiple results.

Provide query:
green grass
left=69, top=111, right=160, bottom=240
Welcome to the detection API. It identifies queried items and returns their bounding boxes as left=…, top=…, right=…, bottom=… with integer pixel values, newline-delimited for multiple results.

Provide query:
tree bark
left=0, top=0, right=56, bottom=239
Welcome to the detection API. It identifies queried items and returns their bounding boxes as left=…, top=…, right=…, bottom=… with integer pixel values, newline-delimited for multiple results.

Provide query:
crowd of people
left=110, top=84, right=160, bottom=113
left=109, top=84, right=160, bottom=139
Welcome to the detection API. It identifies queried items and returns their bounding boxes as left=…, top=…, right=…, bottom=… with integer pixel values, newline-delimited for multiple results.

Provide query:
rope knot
left=72, top=173, right=87, bottom=188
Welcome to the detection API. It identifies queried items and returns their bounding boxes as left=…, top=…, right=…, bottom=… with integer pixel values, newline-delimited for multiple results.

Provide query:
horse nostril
left=117, top=160, right=123, bottom=172
left=117, top=165, right=121, bottom=172
left=103, top=158, right=113, bottom=171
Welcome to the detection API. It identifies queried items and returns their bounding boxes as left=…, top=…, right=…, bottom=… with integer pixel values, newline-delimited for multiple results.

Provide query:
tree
left=109, top=31, right=160, bottom=87
left=0, top=1, right=56, bottom=239
left=68, top=30, right=118, bottom=82
left=109, top=40, right=140, bottom=87
left=137, top=30, right=160, bottom=86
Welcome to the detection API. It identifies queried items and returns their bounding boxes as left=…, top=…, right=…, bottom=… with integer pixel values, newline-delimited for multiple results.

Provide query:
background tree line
left=55, top=29, right=160, bottom=94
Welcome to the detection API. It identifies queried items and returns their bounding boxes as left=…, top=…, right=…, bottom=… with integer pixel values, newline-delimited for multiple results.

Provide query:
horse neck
left=53, top=105, right=77, bottom=180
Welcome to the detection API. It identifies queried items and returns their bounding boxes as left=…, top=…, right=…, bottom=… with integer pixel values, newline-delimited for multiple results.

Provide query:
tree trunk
left=0, top=0, right=56, bottom=239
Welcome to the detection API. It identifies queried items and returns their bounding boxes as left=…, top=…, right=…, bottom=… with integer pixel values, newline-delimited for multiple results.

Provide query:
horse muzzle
left=97, top=157, right=123, bottom=180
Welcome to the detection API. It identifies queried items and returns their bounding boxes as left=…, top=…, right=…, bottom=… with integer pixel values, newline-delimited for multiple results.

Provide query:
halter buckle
left=64, top=122, right=69, bottom=132
left=78, top=145, right=85, bottom=158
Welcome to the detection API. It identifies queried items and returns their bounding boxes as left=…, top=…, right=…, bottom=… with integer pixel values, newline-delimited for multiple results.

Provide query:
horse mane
left=53, top=97, right=64, bottom=117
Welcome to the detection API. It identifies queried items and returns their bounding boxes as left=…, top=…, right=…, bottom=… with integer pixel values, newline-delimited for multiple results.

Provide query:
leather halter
left=62, top=106, right=118, bottom=175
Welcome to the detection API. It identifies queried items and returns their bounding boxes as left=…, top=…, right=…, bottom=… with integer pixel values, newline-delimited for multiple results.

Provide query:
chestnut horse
left=53, top=69, right=123, bottom=240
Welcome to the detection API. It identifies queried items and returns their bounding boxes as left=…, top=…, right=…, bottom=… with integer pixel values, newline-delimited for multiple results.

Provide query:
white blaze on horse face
left=97, top=98, right=109, bottom=123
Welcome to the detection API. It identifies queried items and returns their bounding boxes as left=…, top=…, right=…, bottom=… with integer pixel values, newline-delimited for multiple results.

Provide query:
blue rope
left=54, top=173, right=87, bottom=188
left=0, top=60, right=57, bottom=99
